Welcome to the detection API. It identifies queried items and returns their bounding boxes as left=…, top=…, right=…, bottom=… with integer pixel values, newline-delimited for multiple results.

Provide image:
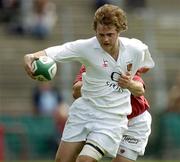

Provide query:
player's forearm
left=30, top=50, right=46, bottom=58
left=127, top=80, right=145, bottom=97
left=72, top=81, right=83, bottom=99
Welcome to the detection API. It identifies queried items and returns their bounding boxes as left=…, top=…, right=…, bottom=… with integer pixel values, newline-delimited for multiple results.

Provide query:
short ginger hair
left=93, top=4, right=128, bottom=33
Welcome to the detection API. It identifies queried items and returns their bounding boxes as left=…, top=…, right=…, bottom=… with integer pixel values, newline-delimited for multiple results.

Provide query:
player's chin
left=103, top=45, right=111, bottom=51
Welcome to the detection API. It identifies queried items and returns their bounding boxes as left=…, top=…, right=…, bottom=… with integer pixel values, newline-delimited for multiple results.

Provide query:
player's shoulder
left=73, top=37, right=96, bottom=45
left=65, top=37, right=96, bottom=52
left=120, top=37, right=148, bottom=52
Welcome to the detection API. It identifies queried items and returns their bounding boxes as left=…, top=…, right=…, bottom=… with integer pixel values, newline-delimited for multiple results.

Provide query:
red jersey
left=74, top=65, right=150, bottom=119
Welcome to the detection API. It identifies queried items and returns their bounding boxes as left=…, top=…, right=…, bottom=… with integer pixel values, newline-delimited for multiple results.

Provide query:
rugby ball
left=32, top=56, right=57, bottom=81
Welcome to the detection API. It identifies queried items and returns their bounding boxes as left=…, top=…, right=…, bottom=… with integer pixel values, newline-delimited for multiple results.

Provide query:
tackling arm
left=72, top=81, right=83, bottom=99
left=127, top=79, right=145, bottom=96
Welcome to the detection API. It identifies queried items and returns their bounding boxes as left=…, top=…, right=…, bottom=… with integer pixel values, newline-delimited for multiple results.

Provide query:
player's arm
left=72, top=65, right=86, bottom=99
left=24, top=51, right=46, bottom=79
left=72, top=81, right=83, bottom=99
left=127, top=79, right=145, bottom=96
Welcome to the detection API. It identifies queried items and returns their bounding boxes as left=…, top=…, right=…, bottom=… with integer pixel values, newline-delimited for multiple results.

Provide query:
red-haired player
left=73, top=65, right=151, bottom=162
left=24, top=4, right=154, bottom=162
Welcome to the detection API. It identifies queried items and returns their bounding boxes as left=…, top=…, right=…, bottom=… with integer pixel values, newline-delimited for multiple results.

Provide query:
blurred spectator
left=124, top=0, right=147, bottom=15
left=5, top=0, right=57, bottom=39
left=94, top=0, right=110, bottom=10
left=32, top=82, right=64, bottom=116
left=32, top=82, right=68, bottom=131
left=93, top=0, right=125, bottom=12
left=0, top=0, right=22, bottom=24
left=155, top=72, right=180, bottom=158
left=0, top=0, right=5, bottom=22
left=166, top=73, right=180, bottom=113
left=0, top=0, right=32, bottom=35
left=32, top=82, right=68, bottom=151
left=23, top=0, right=57, bottom=39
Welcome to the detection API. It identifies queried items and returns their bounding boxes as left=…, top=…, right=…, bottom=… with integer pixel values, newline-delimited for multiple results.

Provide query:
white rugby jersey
left=45, top=37, right=154, bottom=115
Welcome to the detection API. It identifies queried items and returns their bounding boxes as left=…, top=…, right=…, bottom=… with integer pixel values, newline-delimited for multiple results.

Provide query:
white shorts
left=61, top=98, right=128, bottom=157
left=117, top=110, right=152, bottom=159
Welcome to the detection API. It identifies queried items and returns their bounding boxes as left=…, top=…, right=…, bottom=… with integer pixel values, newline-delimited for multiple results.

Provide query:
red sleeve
left=133, top=74, right=146, bottom=89
left=133, top=74, right=144, bottom=85
left=73, top=65, right=86, bottom=85
left=137, top=67, right=150, bottom=74
left=128, top=75, right=149, bottom=119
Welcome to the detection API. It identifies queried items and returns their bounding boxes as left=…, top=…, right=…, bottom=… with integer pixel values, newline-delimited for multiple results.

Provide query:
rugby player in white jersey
left=24, top=4, right=154, bottom=162
left=73, top=65, right=151, bottom=162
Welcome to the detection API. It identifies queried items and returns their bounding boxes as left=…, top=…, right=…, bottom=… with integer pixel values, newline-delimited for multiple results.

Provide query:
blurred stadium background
left=0, top=0, right=180, bottom=161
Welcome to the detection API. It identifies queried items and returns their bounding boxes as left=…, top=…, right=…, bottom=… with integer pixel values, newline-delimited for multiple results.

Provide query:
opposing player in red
left=73, top=65, right=151, bottom=162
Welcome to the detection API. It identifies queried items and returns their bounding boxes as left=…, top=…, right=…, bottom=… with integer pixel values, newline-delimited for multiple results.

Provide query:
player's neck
left=109, top=40, right=120, bottom=61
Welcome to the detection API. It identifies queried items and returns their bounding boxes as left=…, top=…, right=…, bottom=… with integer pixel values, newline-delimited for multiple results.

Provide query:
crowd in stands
left=0, top=0, right=57, bottom=39
left=32, top=81, right=68, bottom=150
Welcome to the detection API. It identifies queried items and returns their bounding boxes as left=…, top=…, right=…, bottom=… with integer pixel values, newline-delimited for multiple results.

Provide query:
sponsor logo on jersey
left=106, top=81, right=124, bottom=93
left=122, top=135, right=139, bottom=144
left=120, top=149, right=125, bottom=154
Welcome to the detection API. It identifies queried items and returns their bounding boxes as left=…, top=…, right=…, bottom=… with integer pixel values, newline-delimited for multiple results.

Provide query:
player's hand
left=118, top=71, right=132, bottom=89
left=118, top=63, right=132, bottom=88
left=24, top=51, right=46, bottom=79
left=24, top=54, right=38, bottom=79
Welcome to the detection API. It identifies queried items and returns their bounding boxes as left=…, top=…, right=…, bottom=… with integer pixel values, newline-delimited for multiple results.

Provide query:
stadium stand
left=0, top=115, right=56, bottom=160
left=0, top=0, right=180, bottom=160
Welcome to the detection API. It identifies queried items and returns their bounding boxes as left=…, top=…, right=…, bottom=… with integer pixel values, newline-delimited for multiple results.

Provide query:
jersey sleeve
left=141, top=48, right=155, bottom=69
left=133, top=74, right=144, bottom=84
left=44, top=40, right=85, bottom=63
left=73, top=65, right=86, bottom=84
left=131, top=38, right=155, bottom=70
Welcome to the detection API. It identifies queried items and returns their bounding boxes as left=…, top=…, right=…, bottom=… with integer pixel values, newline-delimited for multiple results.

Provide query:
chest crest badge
left=102, top=59, right=108, bottom=67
